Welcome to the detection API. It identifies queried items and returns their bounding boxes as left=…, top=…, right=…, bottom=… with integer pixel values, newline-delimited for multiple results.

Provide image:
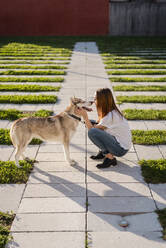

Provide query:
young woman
left=76, top=88, right=132, bottom=169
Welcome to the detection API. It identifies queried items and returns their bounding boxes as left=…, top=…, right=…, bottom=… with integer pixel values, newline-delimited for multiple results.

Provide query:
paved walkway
left=0, top=42, right=166, bottom=247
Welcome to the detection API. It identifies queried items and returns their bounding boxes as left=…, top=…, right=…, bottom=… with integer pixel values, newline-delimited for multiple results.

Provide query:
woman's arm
left=76, top=107, right=106, bottom=130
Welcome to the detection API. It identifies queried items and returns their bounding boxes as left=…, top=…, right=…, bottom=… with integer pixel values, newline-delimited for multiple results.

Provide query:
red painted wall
left=0, top=0, right=109, bottom=35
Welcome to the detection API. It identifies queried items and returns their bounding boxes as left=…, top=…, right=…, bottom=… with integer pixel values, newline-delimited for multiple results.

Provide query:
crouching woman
left=76, top=88, right=132, bottom=169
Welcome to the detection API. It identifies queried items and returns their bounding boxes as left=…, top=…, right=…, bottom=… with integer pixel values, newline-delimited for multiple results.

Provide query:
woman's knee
left=88, top=128, right=99, bottom=139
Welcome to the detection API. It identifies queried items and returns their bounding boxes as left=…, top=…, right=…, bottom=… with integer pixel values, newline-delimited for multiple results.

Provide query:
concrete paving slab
left=87, top=169, right=144, bottom=183
left=0, top=184, right=25, bottom=212
left=88, top=212, right=123, bottom=232
left=87, top=212, right=162, bottom=232
left=24, top=183, right=86, bottom=197
left=145, top=121, right=166, bottom=130
left=87, top=182, right=151, bottom=197
left=159, top=145, right=166, bottom=158
left=88, top=231, right=165, bottom=248
left=134, top=145, right=163, bottom=160
left=32, top=161, right=85, bottom=172
left=18, top=197, right=85, bottom=213
left=28, top=171, right=85, bottom=184
left=149, top=184, right=166, bottom=209
left=38, top=143, right=86, bottom=153
left=128, top=120, right=147, bottom=130
left=88, top=196, right=156, bottom=213
left=0, top=120, right=10, bottom=128
left=0, top=145, right=14, bottom=161
left=7, top=232, right=85, bottom=248
left=11, top=213, right=85, bottom=231
left=10, top=145, right=39, bottom=161
left=36, top=152, right=85, bottom=162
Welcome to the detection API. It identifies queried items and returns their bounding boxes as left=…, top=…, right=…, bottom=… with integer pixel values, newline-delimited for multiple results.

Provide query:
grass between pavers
left=0, top=211, right=15, bottom=248
left=0, top=52, right=71, bottom=56
left=105, top=64, right=166, bottom=69
left=110, top=77, right=166, bottom=83
left=0, top=65, right=67, bottom=69
left=104, top=60, right=166, bottom=65
left=123, top=109, right=166, bottom=120
left=156, top=208, right=166, bottom=240
left=0, top=109, right=53, bottom=121
left=132, top=130, right=166, bottom=145
left=0, top=57, right=70, bottom=60
left=0, top=160, right=35, bottom=183
left=139, top=159, right=166, bottom=184
left=0, top=70, right=66, bottom=75
left=0, top=95, right=57, bottom=104
left=113, top=85, right=166, bottom=91
left=0, top=61, right=70, bottom=65
left=107, top=70, right=166, bottom=75
left=0, top=129, right=41, bottom=145
left=117, top=96, right=166, bottom=104
left=0, top=77, right=64, bottom=83
left=0, top=84, right=60, bottom=92
left=102, top=56, right=165, bottom=60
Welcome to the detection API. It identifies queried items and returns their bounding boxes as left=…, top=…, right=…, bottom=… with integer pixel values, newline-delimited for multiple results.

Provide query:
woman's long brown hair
left=96, top=88, right=123, bottom=120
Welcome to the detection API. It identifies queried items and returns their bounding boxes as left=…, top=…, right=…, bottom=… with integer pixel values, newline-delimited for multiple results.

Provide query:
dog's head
left=70, top=97, right=93, bottom=112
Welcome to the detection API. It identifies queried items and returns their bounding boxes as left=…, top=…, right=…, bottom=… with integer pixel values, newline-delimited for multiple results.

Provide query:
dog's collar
left=65, top=112, right=82, bottom=122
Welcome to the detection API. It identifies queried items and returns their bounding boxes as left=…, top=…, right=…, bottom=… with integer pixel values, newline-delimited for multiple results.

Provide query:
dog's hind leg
left=15, top=145, right=25, bottom=168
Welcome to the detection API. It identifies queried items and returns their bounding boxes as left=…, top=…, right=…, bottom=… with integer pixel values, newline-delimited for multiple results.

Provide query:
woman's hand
left=75, top=107, right=88, bottom=120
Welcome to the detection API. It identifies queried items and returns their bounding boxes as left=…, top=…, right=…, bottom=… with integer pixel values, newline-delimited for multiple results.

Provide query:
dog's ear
left=70, top=96, right=76, bottom=104
left=70, top=97, right=75, bottom=104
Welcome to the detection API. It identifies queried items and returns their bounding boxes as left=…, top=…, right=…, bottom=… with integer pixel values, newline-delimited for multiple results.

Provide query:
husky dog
left=10, top=97, right=92, bottom=167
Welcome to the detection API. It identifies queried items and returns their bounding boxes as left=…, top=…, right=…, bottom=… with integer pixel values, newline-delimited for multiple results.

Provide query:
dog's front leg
left=63, top=141, right=76, bottom=166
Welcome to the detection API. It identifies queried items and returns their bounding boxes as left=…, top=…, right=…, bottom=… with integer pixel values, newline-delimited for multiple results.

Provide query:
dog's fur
left=10, top=97, right=91, bottom=167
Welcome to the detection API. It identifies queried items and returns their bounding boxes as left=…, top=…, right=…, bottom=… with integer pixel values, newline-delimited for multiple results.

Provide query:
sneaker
left=96, top=157, right=117, bottom=169
left=90, top=150, right=105, bottom=160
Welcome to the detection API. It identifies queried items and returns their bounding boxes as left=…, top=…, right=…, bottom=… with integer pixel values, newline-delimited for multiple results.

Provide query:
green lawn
left=110, top=77, right=166, bottom=83
left=113, top=85, right=166, bottom=91
left=0, top=77, right=64, bottom=83
left=132, top=130, right=166, bottom=145
left=0, top=84, right=60, bottom=92
left=123, top=109, right=166, bottom=120
left=117, top=95, right=166, bottom=104
left=0, top=95, right=57, bottom=104
left=0, top=129, right=42, bottom=145
left=0, top=70, right=66, bottom=75
left=0, top=211, right=15, bottom=248
left=0, top=160, right=35, bottom=183
left=0, top=109, right=53, bottom=121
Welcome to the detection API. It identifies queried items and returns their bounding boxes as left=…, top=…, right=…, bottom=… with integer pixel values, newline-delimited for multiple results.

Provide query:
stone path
left=0, top=42, right=166, bottom=247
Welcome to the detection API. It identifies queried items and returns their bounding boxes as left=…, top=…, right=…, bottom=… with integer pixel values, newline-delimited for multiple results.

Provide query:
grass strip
left=0, top=160, right=35, bottom=183
left=105, top=65, right=166, bottom=69
left=138, top=159, right=166, bottom=184
left=0, top=65, right=67, bottom=69
left=0, top=70, right=66, bottom=76
left=0, top=109, right=53, bottom=121
left=0, top=95, right=57, bottom=104
left=113, top=85, right=166, bottom=91
left=0, top=57, right=70, bottom=60
left=123, top=109, right=166, bottom=120
left=108, top=70, right=166, bottom=75
left=117, top=95, right=166, bottom=104
left=110, top=77, right=166, bottom=83
left=0, top=211, right=15, bottom=248
left=0, top=77, right=64, bottom=83
left=0, top=61, right=69, bottom=64
left=156, top=208, right=166, bottom=240
left=132, top=130, right=166, bottom=145
left=103, top=56, right=165, bottom=60
left=0, top=129, right=42, bottom=145
left=104, top=60, right=166, bottom=65
left=0, top=84, right=60, bottom=92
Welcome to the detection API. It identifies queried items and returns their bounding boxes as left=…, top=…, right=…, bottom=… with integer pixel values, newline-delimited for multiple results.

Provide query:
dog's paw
left=68, top=159, right=76, bottom=166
